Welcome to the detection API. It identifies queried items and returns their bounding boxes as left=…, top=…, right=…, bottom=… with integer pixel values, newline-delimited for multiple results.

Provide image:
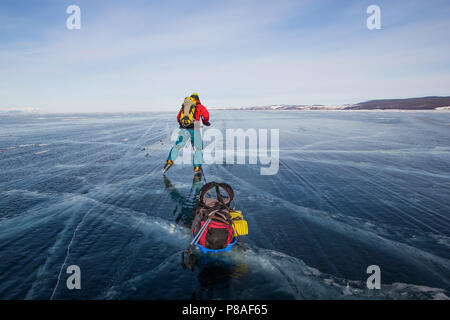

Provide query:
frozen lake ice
left=0, top=110, right=449, bottom=299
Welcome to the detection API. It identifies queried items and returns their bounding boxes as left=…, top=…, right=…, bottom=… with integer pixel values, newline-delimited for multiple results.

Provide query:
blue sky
left=1, top=0, right=450, bottom=112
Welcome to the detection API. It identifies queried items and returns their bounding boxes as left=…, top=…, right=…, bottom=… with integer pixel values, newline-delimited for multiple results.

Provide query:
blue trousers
left=167, top=129, right=203, bottom=166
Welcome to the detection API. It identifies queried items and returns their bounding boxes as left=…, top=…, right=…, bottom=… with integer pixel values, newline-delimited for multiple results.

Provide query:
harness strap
left=210, top=215, right=230, bottom=225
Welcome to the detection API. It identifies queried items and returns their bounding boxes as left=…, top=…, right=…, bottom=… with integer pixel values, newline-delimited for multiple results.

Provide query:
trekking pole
left=190, top=218, right=211, bottom=247
left=188, top=207, right=219, bottom=249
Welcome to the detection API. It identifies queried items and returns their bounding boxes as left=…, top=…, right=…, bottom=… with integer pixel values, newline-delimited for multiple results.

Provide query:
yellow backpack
left=179, top=97, right=197, bottom=128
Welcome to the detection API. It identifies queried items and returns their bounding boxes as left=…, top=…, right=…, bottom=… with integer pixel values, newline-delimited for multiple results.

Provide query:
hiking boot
left=163, top=160, right=173, bottom=174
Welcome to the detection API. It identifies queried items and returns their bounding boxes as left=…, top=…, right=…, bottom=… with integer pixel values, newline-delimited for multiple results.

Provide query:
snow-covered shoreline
left=226, top=108, right=450, bottom=112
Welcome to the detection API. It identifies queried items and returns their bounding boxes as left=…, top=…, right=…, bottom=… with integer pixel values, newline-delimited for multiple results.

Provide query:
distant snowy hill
left=0, top=107, right=40, bottom=114
left=245, top=104, right=350, bottom=111
left=241, top=96, right=450, bottom=111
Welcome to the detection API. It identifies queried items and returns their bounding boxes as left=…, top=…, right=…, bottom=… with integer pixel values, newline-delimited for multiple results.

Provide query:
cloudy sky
left=1, top=0, right=450, bottom=112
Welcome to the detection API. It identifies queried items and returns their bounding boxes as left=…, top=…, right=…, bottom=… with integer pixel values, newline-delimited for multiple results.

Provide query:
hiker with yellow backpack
left=163, top=93, right=210, bottom=174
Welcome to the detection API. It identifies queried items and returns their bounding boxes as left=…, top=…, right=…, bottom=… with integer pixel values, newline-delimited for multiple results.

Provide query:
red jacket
left=177, top=99, right=210, bottom=126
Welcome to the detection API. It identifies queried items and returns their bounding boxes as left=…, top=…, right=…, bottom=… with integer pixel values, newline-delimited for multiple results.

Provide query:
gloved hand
left=203, top=121, right=211, bottom=126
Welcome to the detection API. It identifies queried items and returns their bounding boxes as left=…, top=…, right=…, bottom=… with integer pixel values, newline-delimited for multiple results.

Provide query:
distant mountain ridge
left=242, top=96, right=450, bottom=111
left=348, top=96, right=450, bottom=110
